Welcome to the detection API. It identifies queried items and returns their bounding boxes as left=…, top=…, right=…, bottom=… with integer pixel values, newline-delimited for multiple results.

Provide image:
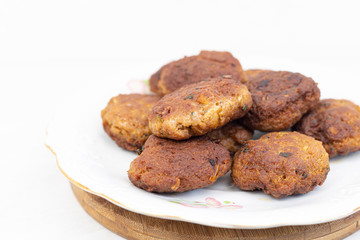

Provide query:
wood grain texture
left=71, top=184, right=360, bottom=240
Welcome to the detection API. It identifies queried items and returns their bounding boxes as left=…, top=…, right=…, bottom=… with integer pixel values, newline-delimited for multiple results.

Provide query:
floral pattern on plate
left=169, top=197, right=243, bottom=209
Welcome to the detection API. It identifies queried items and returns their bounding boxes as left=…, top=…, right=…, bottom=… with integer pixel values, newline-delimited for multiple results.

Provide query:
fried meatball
left=150, top=50, right=247, bottom=96
left=295, top=99, right=360, bottom=158
left=148, top=76, right=253, bottom=140
left=232, top=132, right=329, bottom=199
left=206, top=121, right=253, bottom=153
left=128, top=135, right=232, bottom=193
left=241, top=70, right=320, bottom=131
left=101, top=94, right=161, bottom=151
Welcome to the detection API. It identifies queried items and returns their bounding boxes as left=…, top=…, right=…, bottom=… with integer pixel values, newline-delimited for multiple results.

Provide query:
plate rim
left=45, top=122, right=360, bottom=230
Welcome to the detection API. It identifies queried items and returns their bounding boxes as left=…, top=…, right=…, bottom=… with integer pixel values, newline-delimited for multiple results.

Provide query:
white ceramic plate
left=46, top=78, right=360, bottom=229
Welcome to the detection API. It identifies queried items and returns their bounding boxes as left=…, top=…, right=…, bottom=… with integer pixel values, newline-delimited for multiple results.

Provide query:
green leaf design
left=143, top=79, right=149, bottom=86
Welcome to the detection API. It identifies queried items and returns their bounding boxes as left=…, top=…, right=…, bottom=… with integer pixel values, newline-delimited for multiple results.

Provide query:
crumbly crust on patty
left=101, top=94, right=161, bottom=151
left=232, top=132, right=329, bottom=199
left=150, top=50, right=247, bottom=96
left=148, top=76, right=252, bottom=140
left=295, top=99, right=360, bottom=158
left=128, top=135, right=232, bottom=192
left=242, top=70, right=320, bottom=131
left=206, top=121, right=253, bottom=153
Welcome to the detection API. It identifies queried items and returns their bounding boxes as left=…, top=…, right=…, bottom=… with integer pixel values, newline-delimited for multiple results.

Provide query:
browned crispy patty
left=241, top=70, right=320, bottom=131
left=148, top=76, right=252, bottom=140
left=295, top=99, right=360, bottom=158
left=128, top=135, right=232, bottom=193
left=232, top=132, right=329, bottom=199
left=150, top=50, right=247, bottom=96
left=206, top=121, right=253, bottom=153
left=101, top=94, right=161, bottom=151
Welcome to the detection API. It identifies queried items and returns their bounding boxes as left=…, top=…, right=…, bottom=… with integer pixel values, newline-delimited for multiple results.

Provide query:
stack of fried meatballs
left=101, top=50, right=360, bottom=199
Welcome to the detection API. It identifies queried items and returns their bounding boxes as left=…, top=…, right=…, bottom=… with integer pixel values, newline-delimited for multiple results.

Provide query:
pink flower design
left=127, top=79, right=149, bottom=94
left=169, top=197, right=243, bottom=209
left=205, top=197, right=222, bottom=207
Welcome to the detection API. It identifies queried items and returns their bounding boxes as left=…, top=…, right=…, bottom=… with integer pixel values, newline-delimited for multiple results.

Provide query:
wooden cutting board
left=71, top=184, right=360, bottom=240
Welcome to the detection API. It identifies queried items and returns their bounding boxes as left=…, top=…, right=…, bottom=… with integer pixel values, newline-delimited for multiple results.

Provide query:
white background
left=1, top=0, right=360, bottom=239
